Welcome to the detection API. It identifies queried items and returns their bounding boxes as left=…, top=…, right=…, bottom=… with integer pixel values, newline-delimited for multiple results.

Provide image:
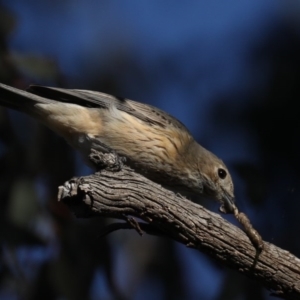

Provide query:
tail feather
left=0, top=83, right=53, bottom=114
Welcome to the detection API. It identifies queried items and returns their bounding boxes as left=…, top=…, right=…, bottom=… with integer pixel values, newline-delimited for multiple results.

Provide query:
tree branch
left=58, top=151, right=300, bottom=300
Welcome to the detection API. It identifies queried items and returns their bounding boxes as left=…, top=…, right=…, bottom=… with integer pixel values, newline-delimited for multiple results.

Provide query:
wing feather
left=27, top=85, right=191, bottom=134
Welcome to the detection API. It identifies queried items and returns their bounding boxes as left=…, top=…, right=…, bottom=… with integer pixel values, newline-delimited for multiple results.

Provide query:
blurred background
left=0, top=0, right=300, bottom=299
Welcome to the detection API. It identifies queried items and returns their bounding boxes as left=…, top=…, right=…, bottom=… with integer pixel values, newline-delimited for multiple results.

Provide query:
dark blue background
left=1, top=1, right=300, bottom=299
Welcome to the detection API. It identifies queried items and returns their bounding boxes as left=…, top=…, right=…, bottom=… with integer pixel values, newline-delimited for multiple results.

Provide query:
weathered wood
left=58, top=151, right=300, bottom=300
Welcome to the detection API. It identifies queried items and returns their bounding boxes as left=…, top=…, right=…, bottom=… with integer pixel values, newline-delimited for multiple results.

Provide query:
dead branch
left=58, top=150, right=300, bottom=300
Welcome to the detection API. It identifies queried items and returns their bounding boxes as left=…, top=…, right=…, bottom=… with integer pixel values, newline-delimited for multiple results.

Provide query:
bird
left=0, top=82, right=235, bottom=214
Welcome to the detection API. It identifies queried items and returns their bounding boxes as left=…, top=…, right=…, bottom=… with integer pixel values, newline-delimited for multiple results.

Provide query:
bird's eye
left=218, top=168, right=227, bottom=179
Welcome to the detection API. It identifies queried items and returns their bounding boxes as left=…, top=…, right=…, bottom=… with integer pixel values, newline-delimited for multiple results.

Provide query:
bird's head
left=191, top=144, right=235, bottom=214
left=204, top=160, right=235, bottom=214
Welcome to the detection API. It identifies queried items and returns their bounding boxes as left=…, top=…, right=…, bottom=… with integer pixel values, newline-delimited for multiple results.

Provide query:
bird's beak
left=219, top=191, right=235, bottom=214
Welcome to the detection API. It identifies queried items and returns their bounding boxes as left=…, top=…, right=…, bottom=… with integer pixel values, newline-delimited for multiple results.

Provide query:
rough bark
left=58, top=151, right=300, bottom=300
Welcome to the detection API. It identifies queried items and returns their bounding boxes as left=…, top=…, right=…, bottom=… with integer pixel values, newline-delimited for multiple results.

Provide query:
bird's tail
left=0, top=83, right=53, bottom=115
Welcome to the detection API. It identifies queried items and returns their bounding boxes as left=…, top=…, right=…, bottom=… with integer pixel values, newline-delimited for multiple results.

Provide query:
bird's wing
left=27, top=85, right=191, bottom=134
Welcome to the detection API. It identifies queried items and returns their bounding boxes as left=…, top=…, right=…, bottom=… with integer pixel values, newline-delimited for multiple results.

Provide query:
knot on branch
left=89, top=148, right=125, bottom=172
